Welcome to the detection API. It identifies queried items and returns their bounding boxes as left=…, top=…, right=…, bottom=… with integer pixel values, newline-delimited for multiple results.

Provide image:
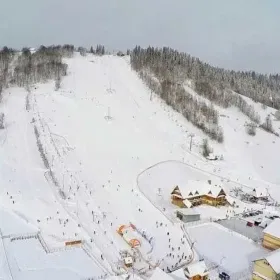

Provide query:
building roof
left=124, top=257, right=133, bottom=264
left=172, top=180, right=226, bottom=200
left=182, top=199, right=192, bottom=208
left=226, top=195, right=236, bottom=206
left=184, top=260, right=208, bottom=277
left=259, top=217, right=273, bottom=228
left=266, top=249, right=280, bottom=273
left=263, top=218, right=280, bottom=238
left=150, top=267, right=174, bottom=280
left=255, top=249, right=280, bottom=274
left=176, top=208, right=199, bottom=216
left=250, top=187, right=268, bottom=198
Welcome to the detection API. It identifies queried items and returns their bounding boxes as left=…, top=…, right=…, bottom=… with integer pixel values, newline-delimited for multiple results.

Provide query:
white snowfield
left=0, top=53, right=280, bottom=279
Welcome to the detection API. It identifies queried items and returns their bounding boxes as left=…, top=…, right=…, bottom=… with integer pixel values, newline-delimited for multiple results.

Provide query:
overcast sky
left=1, top=0, right=280, bottom=73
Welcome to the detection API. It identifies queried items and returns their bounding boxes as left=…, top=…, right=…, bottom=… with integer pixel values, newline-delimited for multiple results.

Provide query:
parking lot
left=216, top=217, right=264, bottom=242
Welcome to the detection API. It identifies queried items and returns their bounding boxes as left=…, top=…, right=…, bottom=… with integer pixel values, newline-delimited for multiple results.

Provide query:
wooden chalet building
left=252, top=249, right=280, bottom=280
left=250, top=187, right=269, bottom=202
left=171, top=180, right=227, bottom=208
left=262, top=218, right=280, bottom=251
left=184, top=260, right=209, bottom=280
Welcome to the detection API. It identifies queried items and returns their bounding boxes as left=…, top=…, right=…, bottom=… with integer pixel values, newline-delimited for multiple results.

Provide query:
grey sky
left=1, top=0, right=280, bottom=73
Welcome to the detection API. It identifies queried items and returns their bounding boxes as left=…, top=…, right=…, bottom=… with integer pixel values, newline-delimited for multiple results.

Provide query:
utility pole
left=189, top=134, right=194, bottom=151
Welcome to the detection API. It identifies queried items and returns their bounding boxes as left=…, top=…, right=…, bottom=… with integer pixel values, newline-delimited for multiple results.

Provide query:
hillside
left=1, top=51, right=280, bottom=279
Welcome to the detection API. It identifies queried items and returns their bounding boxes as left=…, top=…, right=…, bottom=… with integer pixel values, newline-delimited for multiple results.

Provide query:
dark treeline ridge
left=131, top=46, right=225, bottom=142
left=0, top=45, right=74, bottom=95
left=131, top=46, right=280, bottom=141
left=131, top=46, right=280, bottom=109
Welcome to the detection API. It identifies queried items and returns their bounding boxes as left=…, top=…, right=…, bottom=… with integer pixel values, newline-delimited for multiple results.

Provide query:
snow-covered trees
left=131, top=46, right=280, bottom=110
left=90, top=46, right=95, bottom=54
left=245, top=122, right=256, bottom=136
left=131, top=46, right=224, bottom=142
left=201, top=139, right=212, bottom=157
left=55, top=76, right=61, bottom=91
left=131, top=45, right=280, bottom=141
left=0, top=113, right=5, bottom=129
left=236, top=96, right=260, bottom=124
left=12, top=45, right=68, bottom=87
left=78, top=46, right=87, bottom=56
left=194, top=82, right=261, bottom=123
left=261, top=115, right=274, bottom=133
left=0, top=47, right=15, bottom=97
left=96, top=45, right=105, bottom=55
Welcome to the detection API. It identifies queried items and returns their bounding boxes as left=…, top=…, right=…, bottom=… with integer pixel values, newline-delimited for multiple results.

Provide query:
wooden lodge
left=171, top=180, right=227, bottom=208
left=252, top=249, right=280, bottom=280
left=184, top=260, right=209, bottom=280
left=262, top=218, right=280, bottom=251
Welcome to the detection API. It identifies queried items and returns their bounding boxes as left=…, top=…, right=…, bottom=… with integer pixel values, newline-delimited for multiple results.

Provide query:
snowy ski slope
left=1, top=53, right=280, bottom=279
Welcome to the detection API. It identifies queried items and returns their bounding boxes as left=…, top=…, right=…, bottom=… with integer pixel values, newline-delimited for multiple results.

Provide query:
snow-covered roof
left=263, top=218, right=280, bottom=238
left=250, top=187, right=268, bottom=198
left=184, top=260, right=208, bottom=277
left=259, top=217, right=273, bottom=228
left=226, top=195, right=236, bottom=205
left=124, top=257, right=133, bottom=264
left=256, top=249, right=280, bottom=273
left=266, top=249, right=280, bottom=273
left=177, top=208, right=199, bottom=216
left=206, top=153, right=219, bottom=160
left=172, top=180, right=225, bottom=199
left=150, top=267, right=174, bottom=280
left=182, top=199, right=192, bottom=208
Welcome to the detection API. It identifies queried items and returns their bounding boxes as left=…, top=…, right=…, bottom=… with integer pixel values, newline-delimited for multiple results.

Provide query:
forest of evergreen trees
left=0, top=44, right=110, bottom=99
left=131, top=46, right=280, bottom=109
left=131, top=46, right=280, bottom=141
left=1, top=44, right=279, bottom=140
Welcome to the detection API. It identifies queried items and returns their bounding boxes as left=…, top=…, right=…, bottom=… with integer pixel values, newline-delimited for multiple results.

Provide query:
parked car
left=219, top=272, right=230, bottom=280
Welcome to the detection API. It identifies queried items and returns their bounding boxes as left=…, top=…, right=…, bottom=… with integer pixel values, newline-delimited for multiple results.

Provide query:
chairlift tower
left=188, top=133, right=194, bottom=151
left=104, top=107, right=113, bottom=121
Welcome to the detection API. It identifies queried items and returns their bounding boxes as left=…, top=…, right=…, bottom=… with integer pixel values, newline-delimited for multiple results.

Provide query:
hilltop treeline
left=0, top=47, right=15, bottom=100
left=0, top=44, right=110, bottom=101
left=131, top=46, right=280, bottom=141
left=131, top=46, right=224, bottom=142
left=13, top=45, right=71, bottom=88
left=0, top=45, right=74, bottom=95
left=131, top=46, right=280, bottom=109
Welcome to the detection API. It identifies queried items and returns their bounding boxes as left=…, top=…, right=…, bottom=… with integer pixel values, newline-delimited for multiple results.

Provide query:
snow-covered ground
left=186, top=223, right=268, bottom=275
left=0, top=54, right=197, bottom=278
left=1, top=53, right=280, bottom=278
left=4, top=237, right=107, bottom=280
